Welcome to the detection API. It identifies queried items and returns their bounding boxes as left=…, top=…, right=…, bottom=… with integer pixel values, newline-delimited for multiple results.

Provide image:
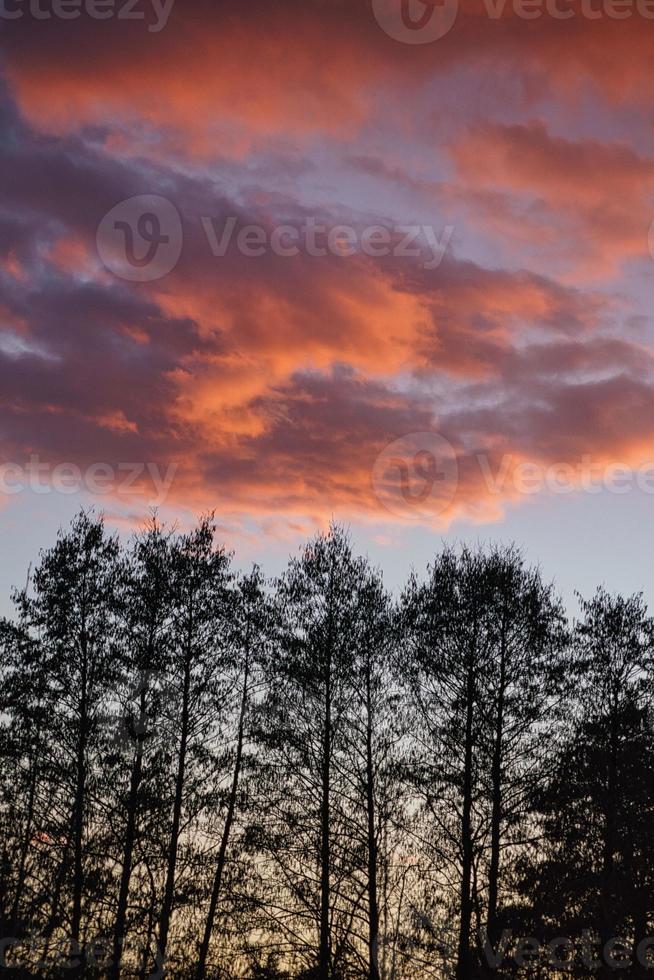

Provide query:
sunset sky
left=1, top=0, right=654, bottom=611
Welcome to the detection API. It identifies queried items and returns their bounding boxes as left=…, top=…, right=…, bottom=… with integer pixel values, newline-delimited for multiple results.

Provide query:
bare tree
left=156, top=517, right=234, bottom=975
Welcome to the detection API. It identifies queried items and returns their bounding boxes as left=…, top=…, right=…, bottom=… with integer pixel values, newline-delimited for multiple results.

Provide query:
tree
left=520, top=589, right=654, bottom=978
left=196, top=565, right=273, bottom=979
left=342, top=566, right=405, bottom=980
left=3, top=520, right=654, bottom=980
left=478, top=547, right=568, bottom=962
left=0, top=615, right=53, bottom=942
left=108, top=517, right=174, bottom=980
left=14, top=512, right=122, bottom=969
left=259, top=524, right=365, bottom=979
left=155, top=516, right=234, bottom=975
left=402, top=546, right=496, bottom=978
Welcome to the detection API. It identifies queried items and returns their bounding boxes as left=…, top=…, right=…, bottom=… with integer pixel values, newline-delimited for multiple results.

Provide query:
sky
left=1, top=0, right=654, bottom=615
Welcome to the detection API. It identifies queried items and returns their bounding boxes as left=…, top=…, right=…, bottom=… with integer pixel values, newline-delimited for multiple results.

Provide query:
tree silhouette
left=1, top=515, right=653, bottom=978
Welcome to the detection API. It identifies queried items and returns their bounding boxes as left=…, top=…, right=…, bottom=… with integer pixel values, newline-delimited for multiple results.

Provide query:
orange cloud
left=2, top=0, right=654, bottom=537
left=451, top=120, right=654, bottom=277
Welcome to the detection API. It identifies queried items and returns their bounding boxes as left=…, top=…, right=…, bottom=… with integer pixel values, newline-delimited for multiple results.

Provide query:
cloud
left=4, top=0, right=654, bottom=159
left=450, top=120, right=654, bottom=277
left=1, top=7, right=653, bottom=535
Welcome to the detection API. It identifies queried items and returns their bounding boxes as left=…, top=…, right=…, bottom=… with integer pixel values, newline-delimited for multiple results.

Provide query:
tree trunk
left=70, top=637, right=89, bottom=961
left=157, top=623, right=192, bottom=972
left=390, top=869, right=407, bottom=980
left=632, top=890, right=647, bottom=976
left=456, top=649, right=476, bottom=980
left=196, top=646, right=250, bottom=980
left=41, top=836, right=71, bottom=963
left=486, top=617, right=507, bottom=952
left=365, top=663, right=380, bottom=980
left=317, top=569, right=336, bottom=980
left=319, top=655, right=332, bottom=980
left=598, top=690, right=619, bottom=980
left=109, top=680, right=148, bottom=980
left=138, top=861, right=157, bottom=980
left=10, top=741, right=40, bottom=934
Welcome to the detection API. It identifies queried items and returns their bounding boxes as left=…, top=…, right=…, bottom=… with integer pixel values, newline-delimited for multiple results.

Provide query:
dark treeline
left=1, top=512, right=653, bottom=979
